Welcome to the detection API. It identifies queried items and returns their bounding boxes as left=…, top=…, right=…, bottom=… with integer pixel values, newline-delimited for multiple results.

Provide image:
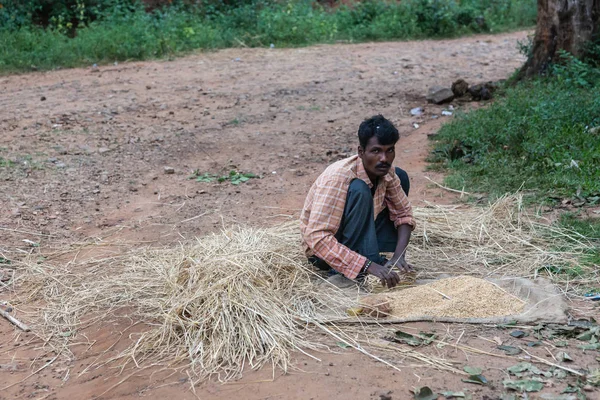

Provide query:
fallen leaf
left=497, top=345, right=522, bottom=355
left=508, top=362, right=533, bottom=374
left=391, top=330, right=436, bottom=347
left=503, top=379, right=544, bottom=392
left=461, top=374, right=487, bottom=385
left=557, top=352, right=573, bottom=362
left=577, top=342, right=600, bottom=350
left=510, top=330, right=528, bottom=338
left=440, top=391, right=465, bottom=398
left=463, top=366, right=482, bottom=375
left=413, top=386, right=437, bottom=400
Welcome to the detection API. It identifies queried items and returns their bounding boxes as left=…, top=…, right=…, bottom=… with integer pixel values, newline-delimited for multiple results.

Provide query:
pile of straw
left=408, top=194, right=592, bottom=281
left=17, top=223, right=350, bottom=381
left=14, top=195, right=595, bottom=381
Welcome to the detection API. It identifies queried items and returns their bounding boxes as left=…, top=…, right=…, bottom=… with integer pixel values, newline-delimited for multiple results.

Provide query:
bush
left=0, top=0, right=537, bottom=73
left=429, top=58, right=600, bottom=201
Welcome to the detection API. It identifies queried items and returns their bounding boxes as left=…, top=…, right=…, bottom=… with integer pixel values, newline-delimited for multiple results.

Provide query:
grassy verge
left=429, top=56, right=600, bottom=203
left=429, top=52, right=600, bottom=287
left=0, top=0, right=536, bottom=73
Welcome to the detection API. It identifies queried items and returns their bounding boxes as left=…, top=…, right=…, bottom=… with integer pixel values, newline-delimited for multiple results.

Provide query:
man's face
left=358, top=136, right=396, bottom=180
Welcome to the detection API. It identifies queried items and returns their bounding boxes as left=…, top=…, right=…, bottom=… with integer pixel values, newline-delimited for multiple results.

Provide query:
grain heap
left=363, top=276, right=526, bottom=319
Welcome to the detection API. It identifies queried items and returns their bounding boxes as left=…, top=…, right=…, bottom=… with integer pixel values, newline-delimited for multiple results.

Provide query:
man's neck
left=366, top=172, right=379, bottom=186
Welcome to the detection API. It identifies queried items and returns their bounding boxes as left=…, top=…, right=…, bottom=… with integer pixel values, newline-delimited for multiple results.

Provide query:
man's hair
left=358, top=115, right=399, bottom=149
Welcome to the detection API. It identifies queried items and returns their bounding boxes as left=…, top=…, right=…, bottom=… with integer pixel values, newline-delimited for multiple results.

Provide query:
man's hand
left=385, top=257, right=414, bottom=274
left=366, top=262, right=400, bottom=288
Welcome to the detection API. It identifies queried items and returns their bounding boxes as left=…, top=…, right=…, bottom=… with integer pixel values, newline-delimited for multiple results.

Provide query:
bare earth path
left=5, top=31, right=594, bottom=400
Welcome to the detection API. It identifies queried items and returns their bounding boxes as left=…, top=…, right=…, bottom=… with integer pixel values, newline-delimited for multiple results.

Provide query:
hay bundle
left=17, top=223, right=349, bottom=381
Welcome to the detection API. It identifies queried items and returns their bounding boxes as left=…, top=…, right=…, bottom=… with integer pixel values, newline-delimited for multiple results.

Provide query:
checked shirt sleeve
left=302, top=177, right=368, bottom=280
left=385, top=174, right=416, bottom=230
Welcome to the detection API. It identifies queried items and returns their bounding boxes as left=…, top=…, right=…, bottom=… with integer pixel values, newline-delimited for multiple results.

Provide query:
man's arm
left=385, top=224, right=414, bottom=272
left=303, top=178, right=368, bottom=280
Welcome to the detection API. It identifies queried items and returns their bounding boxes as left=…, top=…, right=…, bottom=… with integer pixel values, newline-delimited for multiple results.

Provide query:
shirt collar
left=356, top=157, right=374, bottom=188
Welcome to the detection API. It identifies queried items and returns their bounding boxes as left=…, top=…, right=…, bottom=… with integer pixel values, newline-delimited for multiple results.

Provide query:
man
left=300, top=115, right=415, bottom=288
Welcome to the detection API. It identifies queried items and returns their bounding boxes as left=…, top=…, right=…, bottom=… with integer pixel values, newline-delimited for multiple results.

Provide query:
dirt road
left=5, top=31, right=591, bottom=400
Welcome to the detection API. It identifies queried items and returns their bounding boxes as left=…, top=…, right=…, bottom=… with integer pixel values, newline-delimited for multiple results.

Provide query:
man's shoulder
left=317, top=155, right=359, bottom=182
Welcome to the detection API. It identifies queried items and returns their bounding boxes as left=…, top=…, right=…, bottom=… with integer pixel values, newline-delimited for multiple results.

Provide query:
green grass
left=0, top=0, right=537, bottom=73
left=558, top=213, right=600, bottom=283
left=429, top=62, right=600, bottom=202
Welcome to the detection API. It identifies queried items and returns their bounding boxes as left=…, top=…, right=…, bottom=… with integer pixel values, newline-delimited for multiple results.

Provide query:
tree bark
left=518, top=0, right=600, bottom=79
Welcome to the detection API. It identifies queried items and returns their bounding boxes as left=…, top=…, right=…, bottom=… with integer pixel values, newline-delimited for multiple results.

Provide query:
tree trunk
left=518, top=0, right=600, bottom=79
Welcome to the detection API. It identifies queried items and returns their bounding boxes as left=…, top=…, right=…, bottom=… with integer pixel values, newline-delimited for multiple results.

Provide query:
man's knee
left=394, top=167, right=410, bottom=196
left=348, top=178, right=371, bottom=197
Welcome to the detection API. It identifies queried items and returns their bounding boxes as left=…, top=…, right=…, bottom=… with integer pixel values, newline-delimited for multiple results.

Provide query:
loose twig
left=0, top=308, right=30, bottom=332
left=424, top=176, right=472, bottom=196
left=520, top=348, right=585, bottom=377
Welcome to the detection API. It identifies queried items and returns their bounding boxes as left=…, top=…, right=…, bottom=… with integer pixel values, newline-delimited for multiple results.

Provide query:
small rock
left=98, top=147, right=111, bottom=154
left=40, top=96, right=46, bottom=101
left=426, top=86, right=454, bottom=104
left=469, top=83, right=494, bottom=101
left=410, top=107, right=424, bottom=116
left=164, top=166, right=175, bottom=175
left=379, top=394, right=392, bottom=400
left=55, top=162, right=66, bottom=169
left=146, top=85, right=152, bottom=90
left=583, top=384, right=594, bottom=392
left=451, top=79, right=469, bottom=97
left=46, top=157, right=57, bottom=163
left=91, top=64, right=99, bottom=73
left=441, top=110, right=453, bottom=116
left=480, top=86, right=492, bottom=100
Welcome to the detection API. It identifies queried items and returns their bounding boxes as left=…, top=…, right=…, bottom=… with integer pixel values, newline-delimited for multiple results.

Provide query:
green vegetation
left=429, top=53, right=600, bottom=202
left=0, top=0, right=537, bottom=73
left=190, top=169, right=259, bottom=185
left=560, top=212, right=600, bottom=240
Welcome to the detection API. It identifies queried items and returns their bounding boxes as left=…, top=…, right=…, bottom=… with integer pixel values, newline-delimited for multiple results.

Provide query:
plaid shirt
left=300, top=155, right=415, bottom=279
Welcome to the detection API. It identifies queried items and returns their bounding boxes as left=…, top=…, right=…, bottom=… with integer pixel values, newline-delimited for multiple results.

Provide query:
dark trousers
left=310, top=167, right=410, bottom=273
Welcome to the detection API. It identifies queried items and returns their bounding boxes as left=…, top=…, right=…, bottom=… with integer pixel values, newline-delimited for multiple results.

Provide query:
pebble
left=40, top=96, right=46, bottom=101
left=164, top=166, right=175, bottom=174
left=98, top=147, right=111, bottom=154
left=410, top=107, right=424, bottom=116
left=583, top=384, right=594, bottom=392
